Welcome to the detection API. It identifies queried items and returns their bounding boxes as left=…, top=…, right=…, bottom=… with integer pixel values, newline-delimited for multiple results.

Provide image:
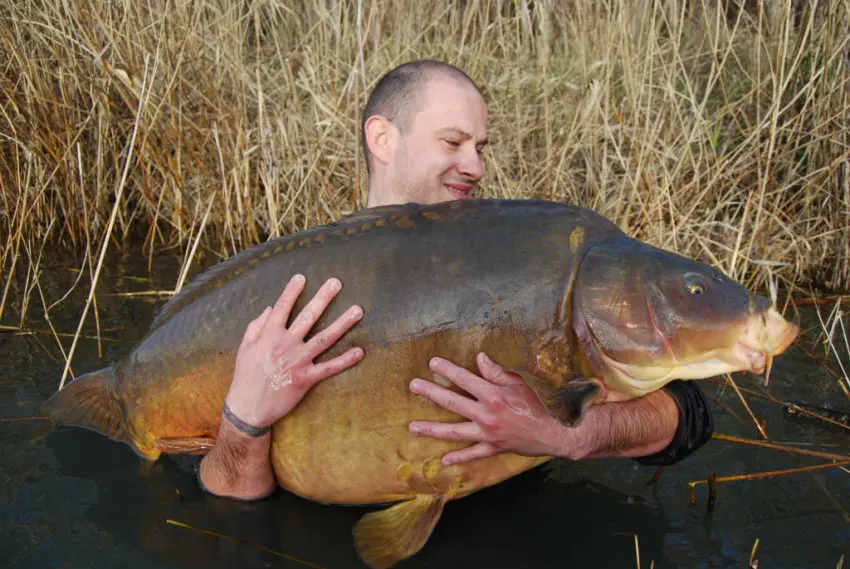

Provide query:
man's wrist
left=222, top=399, right=273, bottom=437
left=632, top=381, right=714, bottom=466
left=550, top=419, right=590, bottom=460
left=198, top=418, right=276, bottom=500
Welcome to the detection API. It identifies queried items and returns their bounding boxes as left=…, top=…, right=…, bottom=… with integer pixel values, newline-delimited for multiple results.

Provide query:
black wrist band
left=221, top=401, right=272, bottom=437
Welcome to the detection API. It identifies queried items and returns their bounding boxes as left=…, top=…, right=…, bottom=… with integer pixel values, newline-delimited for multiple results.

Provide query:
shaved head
left=361, top=60, right=483, bottom=170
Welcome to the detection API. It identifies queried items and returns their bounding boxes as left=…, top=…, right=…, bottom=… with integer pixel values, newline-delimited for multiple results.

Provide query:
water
left=1, top=248, right=848, bottom=569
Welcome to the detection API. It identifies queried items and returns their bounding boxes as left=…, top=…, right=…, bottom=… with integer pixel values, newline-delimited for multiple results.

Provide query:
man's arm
left=198, top=274, right=364, bottom=500
left=408, top=352, right=712, bottom=466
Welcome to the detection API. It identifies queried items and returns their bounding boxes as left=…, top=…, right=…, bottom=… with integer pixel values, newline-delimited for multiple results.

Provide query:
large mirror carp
left=42, top=199, right=799, bottom=568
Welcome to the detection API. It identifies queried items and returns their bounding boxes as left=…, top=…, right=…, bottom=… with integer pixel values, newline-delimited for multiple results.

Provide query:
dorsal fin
left=148, top=202, right=421, bottom=331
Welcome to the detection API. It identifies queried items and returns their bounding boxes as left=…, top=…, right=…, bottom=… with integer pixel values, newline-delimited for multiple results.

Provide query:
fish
left=41, top=199, right=799, bottom=568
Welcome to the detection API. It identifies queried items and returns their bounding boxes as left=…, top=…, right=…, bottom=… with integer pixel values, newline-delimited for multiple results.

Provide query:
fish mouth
left=731, top=308, right=799, bottom=382
left=734, top=330, right=797, bottom=374
left=591, top=306, right=800, bottom=396
left=728, top=341, right=770, bottom=374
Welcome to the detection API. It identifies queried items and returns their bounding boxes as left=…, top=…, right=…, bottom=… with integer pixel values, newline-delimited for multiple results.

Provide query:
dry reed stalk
left=7, top=329, right=127, bottom=343
left=723, top=373, right=770, bottom=439
left=0, top=0, right=847, bottom=294
left=165, top=519, right=326, bottom=569
left=76, top=142, right=104, bottom=359
left=58, top=53, right=156, bottom=389
left=707, top=379, right=850, bottom=432
left=688, top=460, right=850, bottom=504
left=712, top=433, right=850, bottom=462
left=810, top=294, right=850, bottom=399
left=613, top=532, right=655, bottom=569
left=749, top=537, right=760, bottom=568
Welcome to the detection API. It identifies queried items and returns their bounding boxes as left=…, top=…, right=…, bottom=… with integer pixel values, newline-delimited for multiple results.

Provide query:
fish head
left=571, top=238, right=799, bottom=396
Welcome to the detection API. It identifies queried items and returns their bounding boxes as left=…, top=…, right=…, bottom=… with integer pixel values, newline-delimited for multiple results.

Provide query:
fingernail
left=409, top=424, right=421, bottom=435
left=429, top=357, right=442, bottom=368
left=442, top=456, right=453, bottom=466
left=293, top=273, right=306, bottom=283
left=409, top=378, right=422, bottom=392
left=351, top=306, right=363, bottom=319
left=329, top=278, right=341, bottom=291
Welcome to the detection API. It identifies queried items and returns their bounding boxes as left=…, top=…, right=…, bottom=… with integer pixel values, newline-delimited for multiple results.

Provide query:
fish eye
left=688, top=282, right=705, bottom=295
left=684, top=272, right=708, bottom=296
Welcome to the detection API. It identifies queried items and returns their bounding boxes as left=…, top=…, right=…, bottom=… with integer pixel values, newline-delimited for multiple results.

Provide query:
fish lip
left=738, top=310, right=799, bottom=359
left=771, top=321, right=799, bottom=354
left=734, top=341, right=768, bottom=374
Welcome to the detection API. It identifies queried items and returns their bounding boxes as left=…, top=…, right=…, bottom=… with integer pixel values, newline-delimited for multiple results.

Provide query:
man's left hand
left=408, top=352, right=570, bottom=465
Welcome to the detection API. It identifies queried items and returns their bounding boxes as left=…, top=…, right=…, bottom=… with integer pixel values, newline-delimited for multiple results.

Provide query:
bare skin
left=364, top=77, right=487, bottom=207
left=200, top=67, right=680, bottom=498
left=408, top=353, right=676, bottom=465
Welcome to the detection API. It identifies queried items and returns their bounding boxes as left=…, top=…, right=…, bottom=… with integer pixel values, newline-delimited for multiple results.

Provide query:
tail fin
left=41, top=366, right=129, bottom=444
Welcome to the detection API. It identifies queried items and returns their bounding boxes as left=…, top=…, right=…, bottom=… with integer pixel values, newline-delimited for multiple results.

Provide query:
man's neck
left=365, top=178, right=402, bottom=209
left=366, top=193, right=389, bottom=208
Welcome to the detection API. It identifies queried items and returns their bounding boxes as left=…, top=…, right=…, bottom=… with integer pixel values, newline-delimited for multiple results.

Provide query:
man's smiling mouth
left=445, top=183, right=474, bottom=199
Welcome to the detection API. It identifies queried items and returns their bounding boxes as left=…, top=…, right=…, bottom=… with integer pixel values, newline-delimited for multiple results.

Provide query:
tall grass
left=1, top=0, right=849, bottom=302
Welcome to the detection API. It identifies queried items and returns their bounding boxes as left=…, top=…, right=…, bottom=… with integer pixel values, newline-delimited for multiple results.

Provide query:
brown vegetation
left=2, top=0, right=848, bottom=294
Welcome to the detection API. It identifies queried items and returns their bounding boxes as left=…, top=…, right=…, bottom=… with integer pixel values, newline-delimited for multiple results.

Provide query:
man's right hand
left=199, top=274, right=364, bottom=500
left=224, top=273, right=365, bottom=428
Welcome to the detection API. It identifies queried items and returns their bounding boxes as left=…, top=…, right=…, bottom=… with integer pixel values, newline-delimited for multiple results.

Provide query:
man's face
left=387, top=78, right=489, bottom=204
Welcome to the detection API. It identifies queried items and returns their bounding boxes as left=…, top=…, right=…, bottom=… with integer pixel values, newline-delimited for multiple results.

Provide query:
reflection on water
left=1, top=249, right=847, bottom=569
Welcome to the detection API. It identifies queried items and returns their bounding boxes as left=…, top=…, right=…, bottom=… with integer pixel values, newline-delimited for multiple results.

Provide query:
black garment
left=633, top=380, right=714, bottom=466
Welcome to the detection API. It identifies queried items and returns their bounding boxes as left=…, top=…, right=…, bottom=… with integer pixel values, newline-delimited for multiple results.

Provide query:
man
left=198, top=60, right=713, bottom=500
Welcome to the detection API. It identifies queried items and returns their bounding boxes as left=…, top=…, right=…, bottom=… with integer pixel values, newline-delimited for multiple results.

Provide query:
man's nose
left=457, top=147, right=484, bottom=181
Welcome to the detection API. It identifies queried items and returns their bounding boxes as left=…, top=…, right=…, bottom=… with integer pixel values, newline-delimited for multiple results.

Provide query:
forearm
left=563, top=389, right=678, bottom=460
left=198, top=418, right=276, bottom=500
left=407, top=354, right=714, bottom=467
left=195, top=275, right=363, bottom=501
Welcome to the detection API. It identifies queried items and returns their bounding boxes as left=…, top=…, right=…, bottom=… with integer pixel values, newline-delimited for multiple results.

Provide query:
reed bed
left=1, top=0, right=849, bottom=309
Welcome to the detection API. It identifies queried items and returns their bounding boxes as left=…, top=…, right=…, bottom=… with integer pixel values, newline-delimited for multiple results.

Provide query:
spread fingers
left=439, top=442, right=501, bottom=466
left=264, top=274, right=307, bottom=333
left=476, top=352, right=524, bottom=386
left=427, top=357, right=498, bottom=403
left=304, top=347, right=365, bottom=385
left=305, top=304, right=363, bottom=361
left=288, top=277, right=343, bottom=339
left=408, top=420, right=484, bottom=442
left=409, top=377, right=486, bottom=423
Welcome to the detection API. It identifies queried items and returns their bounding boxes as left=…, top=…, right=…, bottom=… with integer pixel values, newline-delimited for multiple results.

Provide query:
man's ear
left=364, top=115, right=396, bottom=165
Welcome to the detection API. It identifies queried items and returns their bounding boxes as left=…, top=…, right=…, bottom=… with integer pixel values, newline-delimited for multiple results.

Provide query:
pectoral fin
left=507, top=368, right=602, bottom=427
left=353, top=493, right=446, bottom=569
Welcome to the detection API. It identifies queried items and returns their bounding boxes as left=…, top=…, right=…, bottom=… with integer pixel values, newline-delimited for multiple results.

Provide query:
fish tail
left=41, top=366, right=130, bottom=444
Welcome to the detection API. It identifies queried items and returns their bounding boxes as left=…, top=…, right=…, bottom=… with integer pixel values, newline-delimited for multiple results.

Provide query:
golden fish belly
left=269, top=332, right=551, bottom=505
